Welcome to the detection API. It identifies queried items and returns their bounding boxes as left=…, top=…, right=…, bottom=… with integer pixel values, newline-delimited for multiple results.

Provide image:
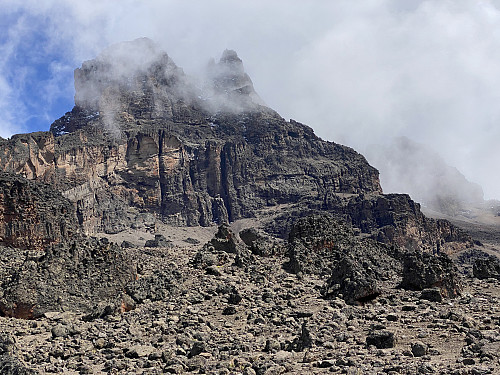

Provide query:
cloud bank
left=1, top=0, right=500, bottom=199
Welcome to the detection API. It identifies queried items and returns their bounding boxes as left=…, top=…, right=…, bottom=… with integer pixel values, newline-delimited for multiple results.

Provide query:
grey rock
left=51, top=324, right=70, bottom=338
left=411, top=341, right=428, bottom=357
left=401, top=252, right=462, bottom=298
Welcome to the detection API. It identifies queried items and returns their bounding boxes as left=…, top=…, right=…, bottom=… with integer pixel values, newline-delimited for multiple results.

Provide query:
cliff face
left=0, top=38, right=470, bottom=253
left=0, top=39, right=381, bottom=234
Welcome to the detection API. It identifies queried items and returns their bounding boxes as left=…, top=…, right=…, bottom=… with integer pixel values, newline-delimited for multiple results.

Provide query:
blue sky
left=0, top=8, right=76, bottom=135
left=1, top=0, right=500, bottom=199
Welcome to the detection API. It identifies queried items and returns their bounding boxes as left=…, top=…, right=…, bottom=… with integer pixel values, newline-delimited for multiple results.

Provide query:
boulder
left=366, top=330, right=396, bottom=349
left=473, top=255, right=500, bottom=280
left=400, top=252, right=462, bottom=298
left=0, top=238, right=137, bottom=318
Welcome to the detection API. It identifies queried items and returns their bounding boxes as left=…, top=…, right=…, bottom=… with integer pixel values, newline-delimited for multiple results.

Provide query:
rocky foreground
left=0, top=211, right=499, bottom=375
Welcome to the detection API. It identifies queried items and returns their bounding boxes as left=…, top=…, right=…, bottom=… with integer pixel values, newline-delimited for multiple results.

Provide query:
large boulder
left=0, top=238, right=137, bottom=319
left=285, top=214, right=400, bottom=304
left=400, top=252, right=462, bottom=298
left=473, top=255, right=500, bottom=280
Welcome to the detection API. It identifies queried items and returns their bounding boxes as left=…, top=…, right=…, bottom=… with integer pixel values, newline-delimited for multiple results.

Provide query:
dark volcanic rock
left=208, top=224, right=240, bottom=254
left=145, top=234, right=173, bottom=248
left=400, top=252, right=462, bottom=298
left=419, top=288, right=443, bottom=302
left=366, top=330, right=396, bottom=349
left=322, top=256, right=381, bottom=304
left=125, top=268, right=183, bottom=303
left=240, top=228, right=281, bottom=257
left=0, top=172, right=77, bottom=251
left=285, top=214, right=399, bottom=303
left=473, top=255, right=500, bottom=280
left=0, top=238, right=137, bottom=318
left=333, top=193, right=473, bottom=254
left=285, top=214, right=359, bottom=276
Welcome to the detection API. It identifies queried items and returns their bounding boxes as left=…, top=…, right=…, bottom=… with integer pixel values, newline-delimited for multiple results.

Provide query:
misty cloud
left=1, top=0, right=500, bottom=199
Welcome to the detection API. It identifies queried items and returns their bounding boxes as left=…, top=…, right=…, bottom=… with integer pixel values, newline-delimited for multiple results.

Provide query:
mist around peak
left=60, top=39, right=268, bottom=138
left=365, top=136, right=485, bottom=217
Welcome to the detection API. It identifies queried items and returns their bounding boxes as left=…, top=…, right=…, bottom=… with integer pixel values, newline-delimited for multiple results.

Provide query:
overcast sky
left=1, top=0, right=500, bottom=199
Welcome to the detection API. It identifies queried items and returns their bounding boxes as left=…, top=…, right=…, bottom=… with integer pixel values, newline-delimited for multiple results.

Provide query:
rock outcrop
left=0, top=172, right=77, bottom=251
left=333, top=193, right=474, bottom=254
left=285, top=214, right=400, bottom=304
left=0, top=39, right=384, bottom=237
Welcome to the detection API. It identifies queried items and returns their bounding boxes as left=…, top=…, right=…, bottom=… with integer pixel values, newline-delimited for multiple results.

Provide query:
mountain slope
left=0, top=38, right=471, bottom=254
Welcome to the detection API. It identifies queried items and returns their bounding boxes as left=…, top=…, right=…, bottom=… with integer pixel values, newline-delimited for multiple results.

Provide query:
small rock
left=51, top=324, right=70, bottom=338
left=121, top=240, right=135, bottom=248
left=222, top=306, right=237, bottom=315
left=264, top=339, right=281, bottom=353
left=386, top=314, right=399, bottom=322
left=366, top=330, right=395, bottom=349
left=420, top=288, right=443, bottom=302
left=125, top=345, right=156, bottom=358
left=411, top=341, right=428, bottom=357
left=205, top=266, right=222, bottom=276
left=145, top=234, right=172, bottom=248
left=188, top=341, right=206, bottom=358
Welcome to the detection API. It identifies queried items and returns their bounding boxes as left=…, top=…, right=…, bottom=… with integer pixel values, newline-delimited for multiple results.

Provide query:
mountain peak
left=53, top=40, right=268, bottom=136
left=207, top=49, right=265, bottom=108
left=219, top=49, right=244, bottom=73
left=74, top=38, right=183, bottom=111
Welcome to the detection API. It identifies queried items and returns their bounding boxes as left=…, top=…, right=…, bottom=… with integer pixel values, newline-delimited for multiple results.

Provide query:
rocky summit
left=0, top=38, right=499, bottom=374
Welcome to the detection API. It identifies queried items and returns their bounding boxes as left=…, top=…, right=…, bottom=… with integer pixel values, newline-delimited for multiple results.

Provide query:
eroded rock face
left=334, top=193, right=473, bottom=254
left=0, top=172, right=77, bottom=251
